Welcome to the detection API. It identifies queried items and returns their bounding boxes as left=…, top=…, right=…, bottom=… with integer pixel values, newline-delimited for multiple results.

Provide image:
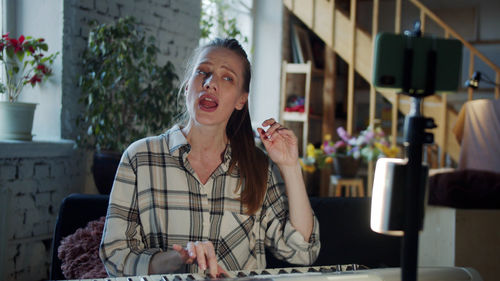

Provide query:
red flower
left=36, top=64, right=49, bottom=74
left=7, top=37, right=24, bottom=53
left=29, top=74, right=42, bottom=86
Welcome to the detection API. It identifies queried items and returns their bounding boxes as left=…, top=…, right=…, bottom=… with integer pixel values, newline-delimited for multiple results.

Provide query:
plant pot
left=333, top=155, right=361, bottom=178
left=0, top=101, right=37, bottom=140
left=92, top=151, right=121, bottom=195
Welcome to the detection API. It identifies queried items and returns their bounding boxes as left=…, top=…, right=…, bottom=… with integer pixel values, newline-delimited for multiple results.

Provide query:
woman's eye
left=196, top=70, right=208, bottom=76
left=223, top=76, right=234, bottom=82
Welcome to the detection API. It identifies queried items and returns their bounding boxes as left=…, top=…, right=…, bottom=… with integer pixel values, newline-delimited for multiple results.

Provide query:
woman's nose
left=203, top=75, right=217, bottom=91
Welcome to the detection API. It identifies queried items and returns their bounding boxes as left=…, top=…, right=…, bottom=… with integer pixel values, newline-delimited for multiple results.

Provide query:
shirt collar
left=165, top=124, right=190, bottom=155
left=165, top=124, right=233, bottom=172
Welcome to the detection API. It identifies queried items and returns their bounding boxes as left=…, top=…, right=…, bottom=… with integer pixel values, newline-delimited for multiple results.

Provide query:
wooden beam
left=409, top=0, right=500, bottom=73
left=321, top=48, right=337, bottom=197
left=496, top=72, right=500, bottom=99
left=369, top=0, right=379, bottom=127
left=439, top=93, right=448, bottom=167
left=367, top=0, right=379, bottom=197
left=468, top=52, right=474, bottom=101
left=347, top=0, right=357, bottom=135
left=395, top=0, right=401, bottom=33
left=391, top=94, right=399, bottom=147
left=420, top=10, right=426, bottom=34
left=314, top=0, right=335, bottom=47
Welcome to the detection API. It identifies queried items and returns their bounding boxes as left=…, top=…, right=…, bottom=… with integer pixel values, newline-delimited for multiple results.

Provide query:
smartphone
left=372, top=32, right=463, bottom=94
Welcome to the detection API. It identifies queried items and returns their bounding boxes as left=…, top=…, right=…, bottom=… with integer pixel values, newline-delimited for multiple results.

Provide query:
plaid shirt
left=99, top=125, right=320, bottom=277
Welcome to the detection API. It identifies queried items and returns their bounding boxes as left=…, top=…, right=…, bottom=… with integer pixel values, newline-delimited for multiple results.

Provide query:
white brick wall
left=1, top=1, right=201, bottom=280
left=0, top=141, right=83, bottom=281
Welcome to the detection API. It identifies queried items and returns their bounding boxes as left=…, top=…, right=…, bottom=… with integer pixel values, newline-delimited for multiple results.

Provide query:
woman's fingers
left=259, top=118, right=288, bottom=141
left=204, top=242, right=218, bottom=277
left=185, top=241, right=218, bottom=276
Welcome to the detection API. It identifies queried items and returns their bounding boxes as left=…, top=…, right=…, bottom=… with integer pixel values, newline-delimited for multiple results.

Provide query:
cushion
left=57, top=216, right=107, bottom=279
left=428, top=169, right=500, bottom=209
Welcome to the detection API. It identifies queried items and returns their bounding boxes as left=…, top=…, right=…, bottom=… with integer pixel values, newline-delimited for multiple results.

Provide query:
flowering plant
left=300, top=125, right=400, bottom=172
left=0, top=33, right=58, bottom=102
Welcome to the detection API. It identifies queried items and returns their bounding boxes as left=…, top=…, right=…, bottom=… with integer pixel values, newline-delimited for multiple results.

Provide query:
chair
left=266, top=197, right=401, bottom=269
left=50, top=193, right=109, bottom=280
left=329, top=176, right=365, bottom=197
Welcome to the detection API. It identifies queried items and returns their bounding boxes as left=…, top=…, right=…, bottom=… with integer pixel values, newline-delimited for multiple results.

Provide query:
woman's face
left=185, top=47, right=248, bottom=128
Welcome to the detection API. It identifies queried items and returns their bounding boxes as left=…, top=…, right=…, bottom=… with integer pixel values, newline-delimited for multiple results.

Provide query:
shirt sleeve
left=99, top=146, right=162, bottom=277
left=263, top=162, right=321, bottom=265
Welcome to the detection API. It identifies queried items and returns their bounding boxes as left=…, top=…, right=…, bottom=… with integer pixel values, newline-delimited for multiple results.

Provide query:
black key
left=218, top=272, right=229, bottom=278
left=291, top=269, right=301, bottom=273
left=330, top=266, right=338, bottom=272
left=173, top=275, right=183, bottom=281
left=237, top=272, right=247, bottom=277
left=307, top=267, right=318, bottom=272
left=260, top=270, right=271, bottom=275
left=186, top=274, right=196, bottom=280
left=161, top=276, right=170, bottom=281
left=278, top=269, right=288, bottom=274
left=249, top=271, right=259, bottom=276
left=141, top=277, right=149, bottom=281
left=319, top=267, right=333, bottom=273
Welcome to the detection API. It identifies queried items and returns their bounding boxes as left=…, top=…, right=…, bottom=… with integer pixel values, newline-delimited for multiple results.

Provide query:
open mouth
left=199, top=94, right=219, bottom=111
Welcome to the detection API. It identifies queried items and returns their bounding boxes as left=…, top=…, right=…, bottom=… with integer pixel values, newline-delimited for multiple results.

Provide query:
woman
left=99, top=38, right=320, bottom=277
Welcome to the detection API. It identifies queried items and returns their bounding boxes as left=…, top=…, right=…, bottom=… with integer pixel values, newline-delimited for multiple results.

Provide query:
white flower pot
left=0, top=101, right=37, bottom=140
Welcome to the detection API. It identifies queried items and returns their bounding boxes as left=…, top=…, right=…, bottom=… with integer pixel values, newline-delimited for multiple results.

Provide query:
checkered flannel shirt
left=99, top=125, right=320, bottom=277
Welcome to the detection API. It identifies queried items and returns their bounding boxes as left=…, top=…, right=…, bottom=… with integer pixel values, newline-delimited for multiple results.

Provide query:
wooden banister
left=409, top=0, right=500, bottom=73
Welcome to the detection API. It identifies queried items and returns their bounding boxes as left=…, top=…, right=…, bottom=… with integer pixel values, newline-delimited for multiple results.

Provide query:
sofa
left=51, top=195, right=401, bottom=279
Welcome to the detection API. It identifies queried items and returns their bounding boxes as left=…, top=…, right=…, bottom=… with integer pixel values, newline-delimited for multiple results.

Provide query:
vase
left=92, top=151, right=121, bottom=195
left=0, top=101, right=37, bottom=140
left=333, top=155, right=361, bottom=178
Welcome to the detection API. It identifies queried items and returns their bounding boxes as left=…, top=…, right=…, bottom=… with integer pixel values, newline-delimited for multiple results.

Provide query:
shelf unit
left=280, top=60, right=324, bottom=156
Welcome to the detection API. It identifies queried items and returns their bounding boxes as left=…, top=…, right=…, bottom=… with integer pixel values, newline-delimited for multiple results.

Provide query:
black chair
left=50, top=193, right=109, bottom=280
left=266, top=197, right=401, bottom=269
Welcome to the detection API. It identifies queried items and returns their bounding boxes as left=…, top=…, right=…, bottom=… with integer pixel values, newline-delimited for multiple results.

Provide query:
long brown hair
left=178, top=38, right=268, bottom=215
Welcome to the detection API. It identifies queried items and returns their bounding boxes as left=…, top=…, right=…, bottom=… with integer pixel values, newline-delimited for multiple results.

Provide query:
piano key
left=307, top=267, right=318, bottom=272
left=278, top=269, right=288, bottom=274
left=236, top=271, right=247, bottom=277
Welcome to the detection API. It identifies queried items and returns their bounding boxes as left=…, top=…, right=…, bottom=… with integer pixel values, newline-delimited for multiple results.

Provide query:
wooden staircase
left=283, top=0, right=500, bottom=168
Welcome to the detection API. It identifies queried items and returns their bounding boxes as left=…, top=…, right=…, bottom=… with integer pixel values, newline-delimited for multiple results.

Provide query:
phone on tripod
left=372, top=32, right=462, bottom=94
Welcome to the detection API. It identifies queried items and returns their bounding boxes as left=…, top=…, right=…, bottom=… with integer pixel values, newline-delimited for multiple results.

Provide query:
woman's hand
left=173, top=241, right=227, bottom=278
left=149, top=241, right=226, bottom=277
left=257, top=118, right=299, bottom=167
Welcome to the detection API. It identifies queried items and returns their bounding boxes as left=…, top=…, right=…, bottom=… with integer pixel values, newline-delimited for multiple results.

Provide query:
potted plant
left=301, top=126, right=401, bottom=177
left=0, top=33, right=58, bottom=140
left=76, top=17, right=180, bottom=194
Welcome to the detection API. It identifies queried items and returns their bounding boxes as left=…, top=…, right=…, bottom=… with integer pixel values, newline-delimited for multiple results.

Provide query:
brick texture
left=1, top=1, right=201, bottom=280
left=0, top=150, right=85, bottom=281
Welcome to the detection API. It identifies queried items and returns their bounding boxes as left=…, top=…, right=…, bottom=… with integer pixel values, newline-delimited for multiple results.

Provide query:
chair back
left=50, top=193, right=109, bottom=280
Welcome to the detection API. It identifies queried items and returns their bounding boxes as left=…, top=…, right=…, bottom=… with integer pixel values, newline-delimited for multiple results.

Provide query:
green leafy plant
left=0, top=33, right=58, bottom=102
left=76, top=17, right=180, bottom=153
left=200, top=0, right=249, bottom=43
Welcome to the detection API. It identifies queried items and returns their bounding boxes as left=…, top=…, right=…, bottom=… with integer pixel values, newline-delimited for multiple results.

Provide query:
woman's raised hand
left=257, top=118, right=299, bottom=167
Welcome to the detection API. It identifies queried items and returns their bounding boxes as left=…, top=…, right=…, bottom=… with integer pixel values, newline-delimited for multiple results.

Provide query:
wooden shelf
left=280, top=60, right=325, bottom=156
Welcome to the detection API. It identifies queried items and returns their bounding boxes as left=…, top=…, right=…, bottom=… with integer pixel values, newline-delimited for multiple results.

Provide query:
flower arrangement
left=300, top=125, right=400, bottom=172
left=0, top=33, right=58, bottom=102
